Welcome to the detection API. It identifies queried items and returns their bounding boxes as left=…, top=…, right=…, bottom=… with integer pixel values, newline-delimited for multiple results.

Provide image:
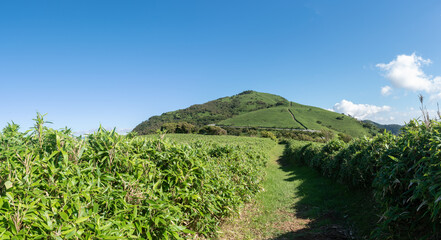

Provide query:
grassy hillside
left=218, top=106, right=303, bottom=129
left=220, top=102, right=380, bottom=138
left=133, top=90, right=381, bottom=138
left=362, top=120, right=402, bottom=135
left=289, top=102, right=377, bottom=138
left=133, top=90, right=288, bottom=134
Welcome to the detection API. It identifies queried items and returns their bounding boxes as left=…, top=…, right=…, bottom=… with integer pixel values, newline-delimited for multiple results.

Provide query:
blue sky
left=1, top=0, right=441, bottom=132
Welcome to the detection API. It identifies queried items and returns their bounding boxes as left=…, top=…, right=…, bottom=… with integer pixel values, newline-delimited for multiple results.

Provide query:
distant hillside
left=133, top=91, right=289, bottom=134
left=218, top=106, right=303, bottom=129
left=290, top=102, right=379, bottom=137
left=219, top=102, right=380, bottom=138
left=362, top=120, right=403, bottom=135
left=133, top=90, right=382, bottom=138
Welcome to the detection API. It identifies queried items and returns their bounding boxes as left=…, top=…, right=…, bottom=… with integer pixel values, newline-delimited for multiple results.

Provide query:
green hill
left=133, top=90, right=381, bottom=137
left=133, top=90, right=289, bottom=134
left=362, top=120, right=403, bottom=135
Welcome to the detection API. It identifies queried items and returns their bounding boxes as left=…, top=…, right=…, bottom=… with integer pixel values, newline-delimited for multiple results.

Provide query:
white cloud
left=428, top=76, right=441, bottom=100
left=381, top=86, right=392, bottom=96
left=377, top=53, right=441, bottom=99
left=333, top=100, right=391, bottom=120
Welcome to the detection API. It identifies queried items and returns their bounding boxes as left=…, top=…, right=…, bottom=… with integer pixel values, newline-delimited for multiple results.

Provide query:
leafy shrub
left=160, top=122, right=197, bottom=133
left=372, top=120, right=441, bottom=239
left=260, top=131, right=277, bottom=141
left=0, top=116, right=272, bottom=239
left=285, top=120, right=441, bottom=239
left=275, top=100, right=289, bottom=106
left=319, top=129, right=334, bottom=142
left=198, top=126, right=227, bottom=135
left=238, top=90, right=254, bottom=95
left=274, top=130, right=328, bottom=143
left=337, top=132, right=352, bottom=143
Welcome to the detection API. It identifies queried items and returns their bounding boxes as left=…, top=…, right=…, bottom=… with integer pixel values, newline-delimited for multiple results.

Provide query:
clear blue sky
left=1, top=0, right=441, bottom=132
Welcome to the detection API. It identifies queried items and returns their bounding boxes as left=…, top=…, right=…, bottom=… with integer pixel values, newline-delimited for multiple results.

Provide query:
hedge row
left=0, top=118, right=273, bottom=239
left=286, top=120, right=441, bottom=239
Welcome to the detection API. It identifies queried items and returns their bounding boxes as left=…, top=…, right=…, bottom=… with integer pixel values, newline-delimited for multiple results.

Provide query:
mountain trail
left=287, top=108, right=308, bottom=130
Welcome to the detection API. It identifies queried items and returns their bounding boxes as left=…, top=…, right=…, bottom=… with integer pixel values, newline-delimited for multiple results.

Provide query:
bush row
left=160, top=122, right=227, bottom=135
left=286, top=120, right=441, bottom=239
left=0, top=117, right=273, bottom=239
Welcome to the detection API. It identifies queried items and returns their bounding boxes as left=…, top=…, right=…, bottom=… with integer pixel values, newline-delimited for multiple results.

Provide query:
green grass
left=143, top=133, right=277, bottom=147
left=220, top=143, right=378, bottom=239
left=218, top=107, right=303, bottom=129
left=289, top=102, right=374, bottom=138
left=143, top=135, right=378, bottom=238
left=276, top=163, right=377, bottom=239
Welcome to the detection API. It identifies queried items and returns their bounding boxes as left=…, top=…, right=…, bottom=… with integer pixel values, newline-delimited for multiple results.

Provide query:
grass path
left=219, top=144, right=377, bottom=239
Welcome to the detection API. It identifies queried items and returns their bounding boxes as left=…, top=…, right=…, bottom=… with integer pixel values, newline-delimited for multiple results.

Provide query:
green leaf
left=5, top=192, right=14, bottom=201
left=146, top=231, right=152, bottom=240
left=61, top=227, right=75, bottom=236
left=153, top=181, right=161, bottom=190
left=4, top=181, right=12, bottom=190
left=135, top=221, right=141, bottom=234
left=75, top=216, right=89, bottom=224
left=62, top=151, right=69, bottom=165
left=133, top=206, right=137, bottom=218
left=59, top=212, right=69, bottom=221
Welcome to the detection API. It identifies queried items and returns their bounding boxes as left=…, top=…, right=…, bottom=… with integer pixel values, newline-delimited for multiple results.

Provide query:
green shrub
left=260, top=131, right=277, bottom=141
left=275, top=100, right=289, bottom=106
left=198, top=126, right=227, bottom=135
left=285, top=120, right=441, bottom=239
left=0, top=116, right=271, bottom=239
left=372, top=120, right=441, bottom=239
left=319, top=129, right=334, bottom=142
left=337, top=132, right=352, bottom=143
left=160, top=122, right=197, bottom=133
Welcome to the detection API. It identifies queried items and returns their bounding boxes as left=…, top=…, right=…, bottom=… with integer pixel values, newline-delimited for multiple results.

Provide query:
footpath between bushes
left=218, top=144, right=376, bottom=240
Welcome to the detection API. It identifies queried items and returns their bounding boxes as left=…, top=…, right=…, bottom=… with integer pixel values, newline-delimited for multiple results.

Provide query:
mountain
left=133, top=91, right=288, bottom=135
left=133, top=90, right=381, bottom=137
left=362, top=120, right=403, bottom=135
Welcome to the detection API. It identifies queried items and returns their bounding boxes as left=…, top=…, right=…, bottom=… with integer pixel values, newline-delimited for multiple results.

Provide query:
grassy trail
left=219, top=144, right=377, bottom=239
